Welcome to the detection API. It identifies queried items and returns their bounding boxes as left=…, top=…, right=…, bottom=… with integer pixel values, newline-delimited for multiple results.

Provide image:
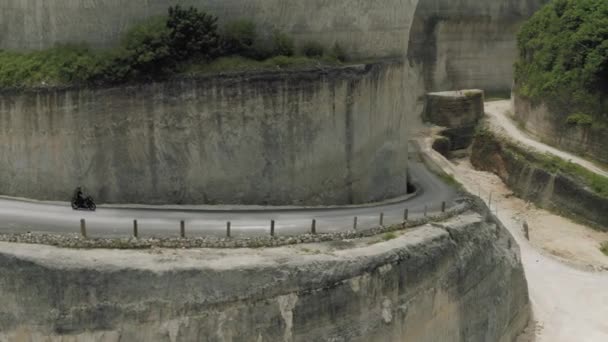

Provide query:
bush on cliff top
left=0, top=7, right=341, bottom=88
left=515, top=0, right=608, bottom=121
left=0, top=45, right=101, bottom=87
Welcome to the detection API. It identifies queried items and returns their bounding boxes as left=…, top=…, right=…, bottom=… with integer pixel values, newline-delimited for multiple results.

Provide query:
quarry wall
left=0, top=0, right=551, bottom=205
left=407, top=0, right=548, bottom=94
left=512, top=95, right=608, bottom=165
left=425, top=90, right=484, bottom=153
left=0, top=211, right=530, bottom=342
left=0, top=61, right=415, bottom=205
left=471, top=131, right=608, bottom=230
left=0, top=0, right=547, bottom=94
left=0, top=0, right=419, bottom=59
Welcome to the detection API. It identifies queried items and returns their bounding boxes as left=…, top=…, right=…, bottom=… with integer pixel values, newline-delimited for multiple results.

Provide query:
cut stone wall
left=0, top=211, right=530, bottom=342
left=0, top=0, right=418, bottom=59
left=0, top=61, right=414, bottom=205
left=407, top=0, right=549, bottom=94
left=0, top=0, right=546, bottom=94
left=512, top=94, right=608, bottom=165
left=471, top=131, right=608, bottom=230
left=425, top=90, right=484, bottom=151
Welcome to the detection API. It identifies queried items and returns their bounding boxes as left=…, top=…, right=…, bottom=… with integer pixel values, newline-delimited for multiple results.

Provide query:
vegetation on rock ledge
left=0, top=6, right=347, bottom=88
left=475, top=129, right=608, bottom=198
left=515, top=0, right=607, bottom=125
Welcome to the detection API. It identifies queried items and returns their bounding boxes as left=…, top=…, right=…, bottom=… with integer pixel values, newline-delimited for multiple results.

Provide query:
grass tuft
left=600, top=242, right=608, bottom=256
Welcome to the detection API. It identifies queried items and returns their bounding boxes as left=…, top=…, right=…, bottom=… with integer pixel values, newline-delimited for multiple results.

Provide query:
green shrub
left=271, top=30, right=295, bottom=57
left=221, top=19, right=257, bottom=57
left=566, top=113, right=594, bottom=126
left=0, top=45, right=102, bottom=87
left=601, top=241, right=608, bottom=256
left=329, top=42, right=347, bottom=62
left=301, top=41, right=325, bottom=58
left=0, top=10, right=330, bottom=87
left=167, top=5, right=221, bottom=61
left=382, top=233, right=397, bottom=241
left=515, top=0, right=608, bottom=122
left=100, top=16, right=173, bottom=82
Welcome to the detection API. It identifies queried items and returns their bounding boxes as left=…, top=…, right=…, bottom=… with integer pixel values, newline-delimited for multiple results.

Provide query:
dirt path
left=485, top=100, right=608, bottom=178
left=450, top=158, right=608, bottom=341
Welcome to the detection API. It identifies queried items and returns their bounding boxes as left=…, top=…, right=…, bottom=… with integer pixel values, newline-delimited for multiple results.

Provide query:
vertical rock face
left=0, top=212, right=530, bottom=341
left=407, top=0, right=549, bottom=94
left=513, top=95, right=608, bottom=165
left=0, top=62, right=414, bottom=205
left=0, top=0, right=545, bottom=93
left=0, top=0, right=419, bottom=59
left=425, top=90, right=485, bottom=150
left=471, top=131, right=608, bottom=230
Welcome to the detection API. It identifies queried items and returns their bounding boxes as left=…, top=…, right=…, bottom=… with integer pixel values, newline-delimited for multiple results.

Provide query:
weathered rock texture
left=0, top=0, right=419, bottom=59
left=513, top=94, right=608, bottom=165
left=471, top=131, right=608, bottom=230
left=0, top=0, right=546, bottom=94
left=407, top=0, right=548, bottom=94
left=0, top=212, right=530, bottom=342
left=0, top=61, right=414, bottom=205
left=425, top=90, right=484, bottom=151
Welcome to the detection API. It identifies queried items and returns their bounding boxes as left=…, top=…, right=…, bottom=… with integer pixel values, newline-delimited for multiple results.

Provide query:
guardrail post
left=80, top=219, right=87, bottom=239
left=523, top=221, right=530, bottom=241
left=133, top=220, right=138, bottom=238
left=379, top=212, right=384, bottom=226
left=442, top=201, right=446, bottom=213
left=353, top=216, right=358, bottom=230
left=311, top=219, right=317, bottom=235
left=227, top=221, right=231, bottom=238
left=403, top=208, right=409, bottom=221
left=270, top=220, right=275, bottom=237
left=180, top=220, right=185, bottom=238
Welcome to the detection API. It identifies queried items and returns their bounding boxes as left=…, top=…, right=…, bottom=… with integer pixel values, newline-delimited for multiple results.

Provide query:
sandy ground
left=451, top=157, right=608, bottom=341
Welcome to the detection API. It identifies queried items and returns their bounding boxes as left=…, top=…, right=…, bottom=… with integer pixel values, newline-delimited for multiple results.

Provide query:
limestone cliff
left=0, top=61, right=415, bottom=205
left=0, top=212, right=530, bottom=342
left=0, top=0, right=546, bottom=93
left=471, top=130, right=608, bottom=230
left=513, top=95, right=608, bottom=165
left=407, top=0, right=548, bottom=94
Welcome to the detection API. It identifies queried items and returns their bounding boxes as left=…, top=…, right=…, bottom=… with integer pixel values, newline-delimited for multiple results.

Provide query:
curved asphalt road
left=0, top=161, right=460, bottom=238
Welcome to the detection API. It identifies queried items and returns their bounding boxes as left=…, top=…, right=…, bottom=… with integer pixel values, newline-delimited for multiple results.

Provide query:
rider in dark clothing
left=74, top=187, right=84, bottom=204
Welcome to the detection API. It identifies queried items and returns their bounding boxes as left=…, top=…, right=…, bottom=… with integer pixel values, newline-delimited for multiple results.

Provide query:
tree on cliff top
left=167, top=6, right=221, bottom=61
left=515, top=0, right=608, bottom=120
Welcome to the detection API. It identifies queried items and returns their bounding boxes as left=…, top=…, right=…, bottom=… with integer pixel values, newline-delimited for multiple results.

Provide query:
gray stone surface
left=0, top=212, right=530, bottom=342
left=0, top=0, right=418, bottom=59
left=425, top=90, right=485, bottom=150
left=0, top=62, right=413, bottom=205
left=0, top=0, right=546, bottom=93
left=407, top=0, right=549, bottom=93
left=471, top=131, right=608, bottom=231
left=513, top=94, right=608, bottom=165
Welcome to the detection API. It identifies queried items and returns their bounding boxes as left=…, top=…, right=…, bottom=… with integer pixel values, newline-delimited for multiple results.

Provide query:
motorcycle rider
left=73, top=187, right=85, bottom=206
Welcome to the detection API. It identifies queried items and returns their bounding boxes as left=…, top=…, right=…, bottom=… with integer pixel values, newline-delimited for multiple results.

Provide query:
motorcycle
left=71, top=195, right=97, bottom=211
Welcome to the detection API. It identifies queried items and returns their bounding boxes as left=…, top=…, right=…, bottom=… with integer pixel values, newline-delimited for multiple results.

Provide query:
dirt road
left=484, top=100, right=608, bottom=178
left=451, top=158, right=608, bottom=342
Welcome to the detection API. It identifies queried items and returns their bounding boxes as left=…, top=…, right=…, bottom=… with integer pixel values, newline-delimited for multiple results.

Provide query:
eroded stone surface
left=0, top=212, right=530, bottom=341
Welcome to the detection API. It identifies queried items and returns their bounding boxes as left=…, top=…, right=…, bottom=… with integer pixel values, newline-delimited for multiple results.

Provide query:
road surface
left=485, top=100, right=608, bottom=178
left=0, top=161, right=460, bottom=238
